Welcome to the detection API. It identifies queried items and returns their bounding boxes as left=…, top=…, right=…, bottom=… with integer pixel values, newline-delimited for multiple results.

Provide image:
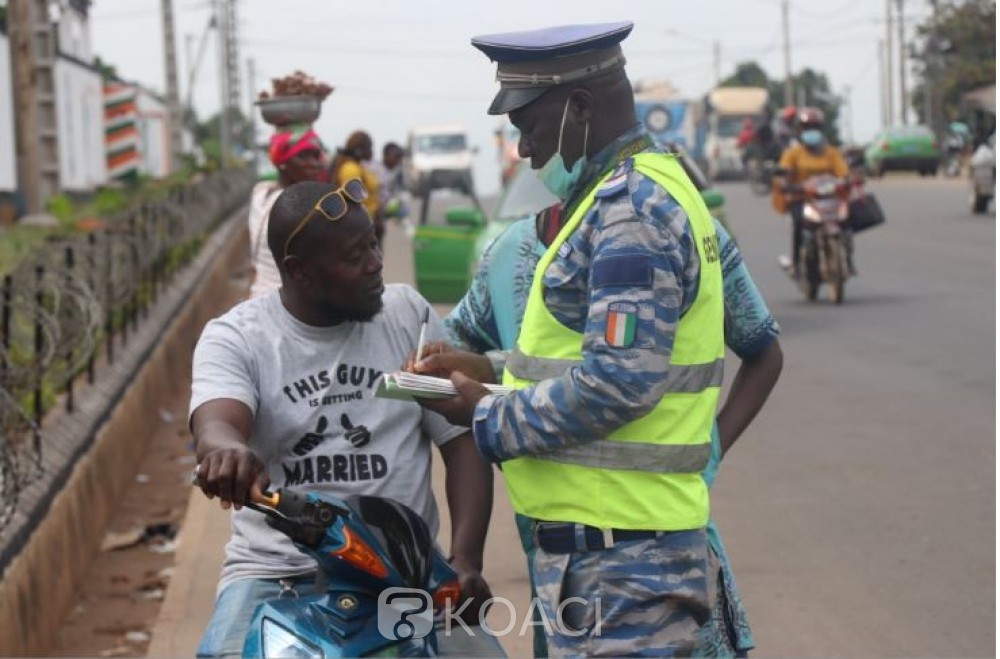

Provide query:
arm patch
left=592, top=255, right=653, bottom=288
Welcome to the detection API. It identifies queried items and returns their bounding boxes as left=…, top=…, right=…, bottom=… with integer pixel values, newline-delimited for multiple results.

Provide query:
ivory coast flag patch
left=605, top=302, right=638, bottom=348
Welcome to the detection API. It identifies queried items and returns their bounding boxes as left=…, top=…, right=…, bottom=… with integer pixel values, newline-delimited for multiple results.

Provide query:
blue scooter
left=238, top=488, right=461, bottom=657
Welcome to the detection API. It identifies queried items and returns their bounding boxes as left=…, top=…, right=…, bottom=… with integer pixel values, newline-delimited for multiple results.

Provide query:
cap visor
left=488, top=86, right=550, bottom=115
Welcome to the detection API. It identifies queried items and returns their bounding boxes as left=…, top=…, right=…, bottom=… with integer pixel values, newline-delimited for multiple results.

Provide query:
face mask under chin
left=535, top=97, right=589, bottom=200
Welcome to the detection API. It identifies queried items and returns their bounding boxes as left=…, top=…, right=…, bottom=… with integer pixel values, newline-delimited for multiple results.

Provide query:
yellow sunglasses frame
left=282, top=178, right=369, bottom=260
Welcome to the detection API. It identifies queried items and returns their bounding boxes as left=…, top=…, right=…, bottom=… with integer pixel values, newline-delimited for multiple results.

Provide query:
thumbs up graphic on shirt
left=292, top=415, right=330, bottom=456
left=341, top=413, right=372, bottom=448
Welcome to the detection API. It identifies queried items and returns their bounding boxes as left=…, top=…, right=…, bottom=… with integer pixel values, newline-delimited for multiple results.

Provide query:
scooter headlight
left=261, top=618, right=323, bottom=658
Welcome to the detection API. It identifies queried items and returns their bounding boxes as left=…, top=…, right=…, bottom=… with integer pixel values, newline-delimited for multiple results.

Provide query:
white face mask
left=535, top=97, right=589, bottom=200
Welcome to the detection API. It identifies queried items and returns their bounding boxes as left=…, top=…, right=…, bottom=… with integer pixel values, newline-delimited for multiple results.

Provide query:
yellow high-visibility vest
left=500, top=153, right=724, bottom=531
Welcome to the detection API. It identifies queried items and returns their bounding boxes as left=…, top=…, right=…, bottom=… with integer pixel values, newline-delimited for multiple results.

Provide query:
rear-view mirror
left=701, top=189, right=725, bottom=211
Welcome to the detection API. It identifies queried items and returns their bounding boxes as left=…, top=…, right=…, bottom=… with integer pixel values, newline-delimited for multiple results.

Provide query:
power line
left=790, top=0, right=869, bottom=19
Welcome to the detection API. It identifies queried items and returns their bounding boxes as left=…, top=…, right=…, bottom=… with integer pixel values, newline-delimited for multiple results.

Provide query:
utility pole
left=247, top=58, right=258, bottom=174
left=781, top=0, right=794, bottom=106
left=212, top=0, right=230, bottom=167
left=885, top=0, right=895, bottom=125
left=213, top=0, right=241, bottom=167
left=924, top=0, right=939, bottom=129
left=897, top=0, right=908, bottom=124
left=8, top=0, right=60, bottom=215
left=713, top=40, right=721, bottom=86
left=223, top=0, right=241, bottom=151
left=878, top=40, right=889, bottom=129
left=842, top=86, right=853, bottom=144
left=161, top=0, right=184, bottom=170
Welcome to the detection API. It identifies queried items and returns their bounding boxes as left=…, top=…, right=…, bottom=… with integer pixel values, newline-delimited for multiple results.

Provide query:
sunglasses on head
left=283, top=178, right=369, bottom=260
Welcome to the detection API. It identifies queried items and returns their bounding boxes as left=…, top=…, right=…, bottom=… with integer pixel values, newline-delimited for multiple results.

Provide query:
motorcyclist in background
left=754, top=106, right=781, bottom=161
left=943, top=121, right=972, bottom=176
left=772, top=107, right=852, bottom=277
left=776, top=105, right=799, bottom=151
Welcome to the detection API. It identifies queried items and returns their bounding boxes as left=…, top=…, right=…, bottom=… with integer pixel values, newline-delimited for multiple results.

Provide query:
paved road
left=707, top=176, right=994, bottom=656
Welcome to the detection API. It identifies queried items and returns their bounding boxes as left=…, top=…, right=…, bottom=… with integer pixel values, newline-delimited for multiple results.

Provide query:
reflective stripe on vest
left=498, top=152, right=724, bottom=531
left=507, top=346, right=725, bottom=393
left=532, top=440, right=712, bottom=473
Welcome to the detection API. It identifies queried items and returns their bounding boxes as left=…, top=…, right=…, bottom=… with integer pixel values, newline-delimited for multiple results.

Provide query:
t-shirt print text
left=281, top=363, right=384, bottom=408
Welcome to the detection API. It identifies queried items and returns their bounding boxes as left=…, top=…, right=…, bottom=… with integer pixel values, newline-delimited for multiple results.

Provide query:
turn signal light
left=432, top=581, right=463, bottom=611
left=330, top=527, right=389, bottom=578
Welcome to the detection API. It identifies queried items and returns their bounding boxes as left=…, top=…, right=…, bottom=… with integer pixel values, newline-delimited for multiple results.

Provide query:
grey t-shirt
left=190, top=284, right=465, bottom=592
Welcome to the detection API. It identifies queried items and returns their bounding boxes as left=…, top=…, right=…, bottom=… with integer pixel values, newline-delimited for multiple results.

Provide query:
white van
left=404, top=124, right=476, bottom=197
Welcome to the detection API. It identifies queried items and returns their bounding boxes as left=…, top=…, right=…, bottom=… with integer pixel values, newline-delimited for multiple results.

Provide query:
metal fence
left=0, top=169, right=253, bottom=529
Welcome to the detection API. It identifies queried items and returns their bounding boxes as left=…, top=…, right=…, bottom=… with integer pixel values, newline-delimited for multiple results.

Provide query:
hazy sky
left=90, top=0, right=932, bottom=194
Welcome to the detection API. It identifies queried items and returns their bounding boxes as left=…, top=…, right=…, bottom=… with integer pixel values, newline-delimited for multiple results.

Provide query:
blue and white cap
left=471, top=21, right=634, bottom=115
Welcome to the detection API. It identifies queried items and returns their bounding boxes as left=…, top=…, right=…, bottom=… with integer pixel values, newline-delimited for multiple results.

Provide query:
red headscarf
left=269, top=126, right=324, bottom=166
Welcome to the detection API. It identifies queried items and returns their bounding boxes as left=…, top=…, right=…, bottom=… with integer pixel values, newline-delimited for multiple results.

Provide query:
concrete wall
left=0, top=213, right=249, bottom=656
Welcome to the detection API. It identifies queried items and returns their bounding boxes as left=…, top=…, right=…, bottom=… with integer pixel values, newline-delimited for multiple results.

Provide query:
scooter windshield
left=352, top=496, right=434, bottom=589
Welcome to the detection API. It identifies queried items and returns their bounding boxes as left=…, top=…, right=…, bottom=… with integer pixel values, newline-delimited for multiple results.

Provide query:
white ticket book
left=375, top=372, right=515, bottom=401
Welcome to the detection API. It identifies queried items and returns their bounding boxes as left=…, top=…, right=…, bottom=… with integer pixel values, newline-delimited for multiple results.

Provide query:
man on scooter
left=772, top=107, right=850, bottom=277
left=189, top=181, right=503, bottom=657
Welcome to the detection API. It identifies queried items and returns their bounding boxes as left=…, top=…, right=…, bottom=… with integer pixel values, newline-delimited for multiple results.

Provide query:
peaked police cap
left=471, top=21, right=634, bottom=115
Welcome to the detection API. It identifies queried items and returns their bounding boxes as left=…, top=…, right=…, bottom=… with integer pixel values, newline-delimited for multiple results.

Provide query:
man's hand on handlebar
left=195, top=446, right=270, bottom=511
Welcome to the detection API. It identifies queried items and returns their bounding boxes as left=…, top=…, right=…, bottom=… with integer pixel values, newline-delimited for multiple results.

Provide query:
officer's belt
left=533, top=521, right=686, bottom=553
left=507, top=347, right=724, bottom=393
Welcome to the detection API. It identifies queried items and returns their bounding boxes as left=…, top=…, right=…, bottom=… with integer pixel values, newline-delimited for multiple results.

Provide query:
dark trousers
left=789, top=202, right=804, bottom=272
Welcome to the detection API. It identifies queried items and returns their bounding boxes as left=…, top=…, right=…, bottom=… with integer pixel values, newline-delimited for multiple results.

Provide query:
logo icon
left=377, top=588, right=433, bottom=640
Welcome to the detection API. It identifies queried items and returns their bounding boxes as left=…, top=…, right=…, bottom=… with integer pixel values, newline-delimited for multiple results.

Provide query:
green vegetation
left=1, top=168, right=207, bottom=277
left=911, top=0, right=996, bottom=129
left=721, top=61, right=844, bottom=145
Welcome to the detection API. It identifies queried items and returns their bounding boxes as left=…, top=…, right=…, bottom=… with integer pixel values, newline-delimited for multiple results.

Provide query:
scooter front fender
left=242, top=592, right=433, bottom=658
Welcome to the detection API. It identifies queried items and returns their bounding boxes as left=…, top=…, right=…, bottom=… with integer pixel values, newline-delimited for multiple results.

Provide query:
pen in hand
left=415, top=308, right=430, bottom=363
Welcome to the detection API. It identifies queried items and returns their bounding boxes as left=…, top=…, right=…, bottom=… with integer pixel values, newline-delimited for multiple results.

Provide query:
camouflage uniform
left=450, top=213, right=776, bottom=656
left=471, top=126, right=720, bottom=656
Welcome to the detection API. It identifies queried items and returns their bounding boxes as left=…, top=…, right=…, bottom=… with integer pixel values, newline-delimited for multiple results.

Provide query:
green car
left=413, top=148, right=727, bottom=303
left=864, top=125, right=942, bottom=177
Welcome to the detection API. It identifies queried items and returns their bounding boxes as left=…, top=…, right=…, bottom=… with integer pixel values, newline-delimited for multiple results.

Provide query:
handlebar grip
left=252, top=489, right=281, bottom=508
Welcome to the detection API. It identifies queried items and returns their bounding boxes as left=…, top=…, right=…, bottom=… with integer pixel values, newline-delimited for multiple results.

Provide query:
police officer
left=420, top=22, right=725, bottom=656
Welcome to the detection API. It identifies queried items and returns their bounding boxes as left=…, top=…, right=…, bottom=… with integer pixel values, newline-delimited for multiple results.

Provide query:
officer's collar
left=563, top=123, right=654, bottom=218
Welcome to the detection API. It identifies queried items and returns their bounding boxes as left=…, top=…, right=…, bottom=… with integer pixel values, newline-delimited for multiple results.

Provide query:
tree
left=195, top=108, right=252, bottom=164
left=721, top=61, right=844, bottom=144
left=721, top=62, right=771, bottom=89
left=91, top=56, right=118, bottom=81
left=792, top=68, right=843, bottom=146
left=912, top=0, right=996, bottom=131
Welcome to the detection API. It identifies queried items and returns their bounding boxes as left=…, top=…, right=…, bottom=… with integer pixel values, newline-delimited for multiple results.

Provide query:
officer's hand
left=196, top=446, right=269, bottom=511
left=405, top=342, right=496, bottom=384
left=416, top=371, right=490, bottom=428
left=451, top=557, right=493, bottom=626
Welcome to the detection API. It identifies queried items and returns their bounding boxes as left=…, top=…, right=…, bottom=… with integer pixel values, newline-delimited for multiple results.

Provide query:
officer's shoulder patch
left=605, top=302, right=638, bottom=348
left=594, top=159, right=634, bottom=199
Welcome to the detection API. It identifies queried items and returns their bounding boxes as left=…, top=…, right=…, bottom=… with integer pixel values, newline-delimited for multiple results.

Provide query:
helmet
left=797, top=107, right=825, bottom=128
left=780, top=106, right=798, bottom=123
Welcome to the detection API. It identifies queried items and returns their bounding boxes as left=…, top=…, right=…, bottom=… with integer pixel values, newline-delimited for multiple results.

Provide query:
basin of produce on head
left=256, top=95, right=323, bottom=127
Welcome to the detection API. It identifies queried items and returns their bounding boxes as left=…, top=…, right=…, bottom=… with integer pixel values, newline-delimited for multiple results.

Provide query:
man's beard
left=326, top=297, right=384, bottom=323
